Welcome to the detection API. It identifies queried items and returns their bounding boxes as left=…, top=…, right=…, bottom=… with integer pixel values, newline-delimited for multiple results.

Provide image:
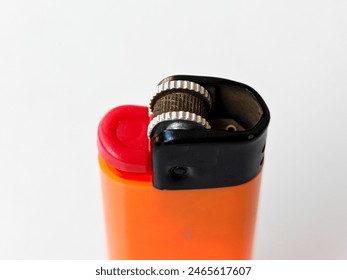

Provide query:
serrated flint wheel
left=148, top=80, right=212, bottom=137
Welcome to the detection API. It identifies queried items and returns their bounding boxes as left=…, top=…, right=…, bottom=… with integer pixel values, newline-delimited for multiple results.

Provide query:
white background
left=0, top=0, right=346, bottom=259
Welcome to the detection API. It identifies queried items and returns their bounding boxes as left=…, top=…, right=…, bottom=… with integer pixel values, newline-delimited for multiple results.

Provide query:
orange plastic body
left=99, top=156, right=262, bottom=260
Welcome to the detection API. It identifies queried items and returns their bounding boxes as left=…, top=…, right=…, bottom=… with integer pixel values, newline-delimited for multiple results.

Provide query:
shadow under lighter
left=97, top=75, right=270, bottom=259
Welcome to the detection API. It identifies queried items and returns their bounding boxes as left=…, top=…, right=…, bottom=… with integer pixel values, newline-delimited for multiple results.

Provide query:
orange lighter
left=97, top=75, right=270, bottom=259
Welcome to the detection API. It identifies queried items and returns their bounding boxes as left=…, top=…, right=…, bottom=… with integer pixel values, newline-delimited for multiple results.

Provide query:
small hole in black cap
left=169, top=166, right=188, bottom=179
left=260, top=157, right=264, bottom=166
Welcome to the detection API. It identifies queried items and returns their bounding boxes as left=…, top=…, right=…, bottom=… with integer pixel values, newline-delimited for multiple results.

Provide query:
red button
left=97, top=105, right=151, bottom=174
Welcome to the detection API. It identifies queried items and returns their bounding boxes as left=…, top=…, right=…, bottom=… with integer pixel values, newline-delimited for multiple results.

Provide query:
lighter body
left=98, top=75, right=270, bottom=260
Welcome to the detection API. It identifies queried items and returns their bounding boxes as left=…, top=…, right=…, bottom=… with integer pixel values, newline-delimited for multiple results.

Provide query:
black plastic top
left=150, top=75, right=270, bottom=190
